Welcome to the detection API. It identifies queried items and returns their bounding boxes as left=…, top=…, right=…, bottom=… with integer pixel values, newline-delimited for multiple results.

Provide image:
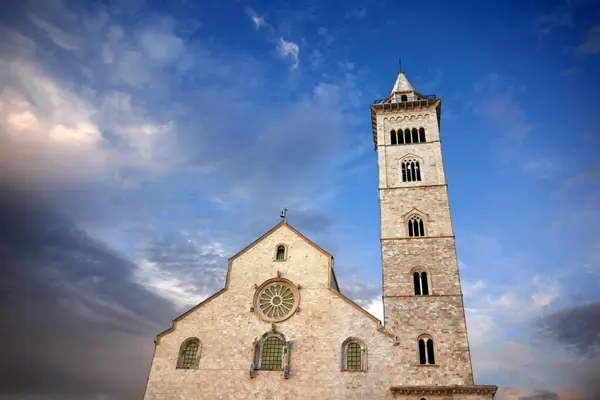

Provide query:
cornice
left=390, top=385, right=498, bottom=396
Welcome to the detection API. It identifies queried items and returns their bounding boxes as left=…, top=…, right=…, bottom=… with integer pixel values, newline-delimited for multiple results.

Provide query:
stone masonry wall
left=374, top=100, right=477, bottom=393
left=143, top=225, right=486, bottom=399
left=381, top=237, right=462, bottom=297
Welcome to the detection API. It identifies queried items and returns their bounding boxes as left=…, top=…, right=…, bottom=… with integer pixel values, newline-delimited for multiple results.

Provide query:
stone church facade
left=143, top=71, right=497, bottom=399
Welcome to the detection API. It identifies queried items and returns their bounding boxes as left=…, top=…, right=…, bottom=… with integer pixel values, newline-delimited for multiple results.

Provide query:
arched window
left=418, top=336, right=435, bottom=365
left=260, top=336, right=283, bottom=370
left=408, top=216, right=425, bottom=237
left=413, top=271, right=429, bottom=295
left=275, top=245, right=286, bottom=261
left=252, top=332, right=290, bottom=376
left=401, top=159, right=421, bottom=182
left=412, top=128, right=419, bottom=143
left=404, top=128, right=411, bottom=144
left=390, top=129, right=397, bottom=145
left=401, top=94, right=408, bottom=102
left=419, top=127, right=426, bottom=142
left=341, top=338, right=367, bottom=371
left=176, top=338, right=201, bottom=369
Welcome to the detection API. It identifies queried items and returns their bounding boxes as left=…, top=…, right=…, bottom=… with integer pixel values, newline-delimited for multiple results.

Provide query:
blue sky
left=0, top=0, right=599, bottom=399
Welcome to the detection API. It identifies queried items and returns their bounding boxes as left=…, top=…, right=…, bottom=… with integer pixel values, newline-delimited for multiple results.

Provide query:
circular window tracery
left=253, top=278, right=299, bottom=322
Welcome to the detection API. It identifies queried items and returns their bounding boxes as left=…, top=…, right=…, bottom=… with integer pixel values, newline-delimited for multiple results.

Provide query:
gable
left=227, top=223, right=333, bottom=290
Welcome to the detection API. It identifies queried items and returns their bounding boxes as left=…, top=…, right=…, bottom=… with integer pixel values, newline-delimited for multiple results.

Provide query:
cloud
left=336, top=276, right=383, bottom=320
left=277, top=37, right=300, bottom=69
left=0, top=191, right=175, bottom=398
left=133, top=232, right=230, bottom=309
left=576, top=23, right=600, bottom=54
left=246, top=8, right=266, bottom=30
left=537, top=302, right=600, bottom=357
left=0, top=1, right=374, bottom=398
left=530, top=0, right=586, bottom=38
left=523, top=156, right=560, bottom=178
left=28, top=13, right=81, bottom=51
left=136, top=28, right=185, bottom=64
left=474, top=73, right=535, bottom=143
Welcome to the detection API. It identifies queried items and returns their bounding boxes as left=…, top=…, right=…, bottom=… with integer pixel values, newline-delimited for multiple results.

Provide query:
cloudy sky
left=0, top=0, right=599, bottom=399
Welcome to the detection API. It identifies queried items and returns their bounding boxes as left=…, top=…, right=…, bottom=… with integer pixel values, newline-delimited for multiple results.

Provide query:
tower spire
left=390, top=70, right=415, bottom=95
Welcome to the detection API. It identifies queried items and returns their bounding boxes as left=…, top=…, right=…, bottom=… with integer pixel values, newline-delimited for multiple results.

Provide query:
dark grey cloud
left=518, top=390, right=559, bottom=400
left=0, top=190, right=176, bottom=399
left=537, top=302, right=600, bottom=357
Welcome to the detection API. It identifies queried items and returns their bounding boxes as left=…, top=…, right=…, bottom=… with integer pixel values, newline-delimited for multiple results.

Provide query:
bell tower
left=371, top=70, right=489, bottom=390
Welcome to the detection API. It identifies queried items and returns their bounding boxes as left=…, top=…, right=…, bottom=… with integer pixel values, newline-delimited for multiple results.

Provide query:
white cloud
left=136, top=29, right=185, bottom=64
left=134, top=260, right=213, bottom=310
left=277, top=37, right=300, bottom=69
left=523, top=155, right=559, bottom=178
left=246, top=8, right=266, bottom=30
left=576, top=23, right=600, bottom=54
left=28, top=13, right=81, bottom=51
left=364, top=298, right=384, bottom=321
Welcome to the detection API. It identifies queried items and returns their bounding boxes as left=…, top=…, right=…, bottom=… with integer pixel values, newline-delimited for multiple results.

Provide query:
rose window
left=253, top=279, right=299, bottom=322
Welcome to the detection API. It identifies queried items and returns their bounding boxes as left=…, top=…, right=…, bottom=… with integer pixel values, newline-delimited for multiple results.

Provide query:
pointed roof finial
left=280, top=208, right=288, bottom=222
left=390, top=70, right=415, bottom=95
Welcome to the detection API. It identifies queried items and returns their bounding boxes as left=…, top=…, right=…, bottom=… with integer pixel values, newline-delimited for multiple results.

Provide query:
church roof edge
left=228, top=220, right=333, bottom=263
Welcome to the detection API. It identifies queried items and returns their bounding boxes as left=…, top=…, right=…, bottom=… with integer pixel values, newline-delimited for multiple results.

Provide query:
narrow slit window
left=426, top=339, right=435, bottom=364
left=415, top=162, right=421, bottom=181
left=404, top=129, right=411, bottom=144
left=419, top=127, right=426, bottom=142
left=414, top=272, right=429, bottom=295
left=418, top=339, right=427, bottom=364
left=421, top=272, right=429, bottom=295
left=390, top=130, right=397, bottom=145
left=418, top=337, right=435, bottom=365
left=412, top=128, right=419, bottom=143
left=413, top=272, right=421, bottom=295
left=402, top=162, right=407, bottom=182
left=276, top=245, right=285, bottom=260
left=398, top=130, right=405, bottom=144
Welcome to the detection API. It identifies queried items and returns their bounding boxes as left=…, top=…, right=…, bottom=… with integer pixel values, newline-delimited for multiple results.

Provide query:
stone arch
left=410, top=267, right=431, bottom=296
left=403, top=207, right=429, bottom=222
left=176, top=337, right=202, bottom=369
left=340, top=337, right=367, bottom=371
left=403, top=208, right=428, bottom=238
left=399, top=155, right=423, bottom=183
left=417, top=334, right=436, bottom=365
left=250, top=331, right=291, bottom=378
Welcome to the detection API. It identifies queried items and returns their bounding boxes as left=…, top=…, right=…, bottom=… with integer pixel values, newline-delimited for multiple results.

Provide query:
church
left=142, top=70, right=498, bottom=399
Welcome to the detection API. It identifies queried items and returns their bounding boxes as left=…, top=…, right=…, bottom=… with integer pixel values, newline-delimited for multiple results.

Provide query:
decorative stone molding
left=389, top=385, right=498, bottom=396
